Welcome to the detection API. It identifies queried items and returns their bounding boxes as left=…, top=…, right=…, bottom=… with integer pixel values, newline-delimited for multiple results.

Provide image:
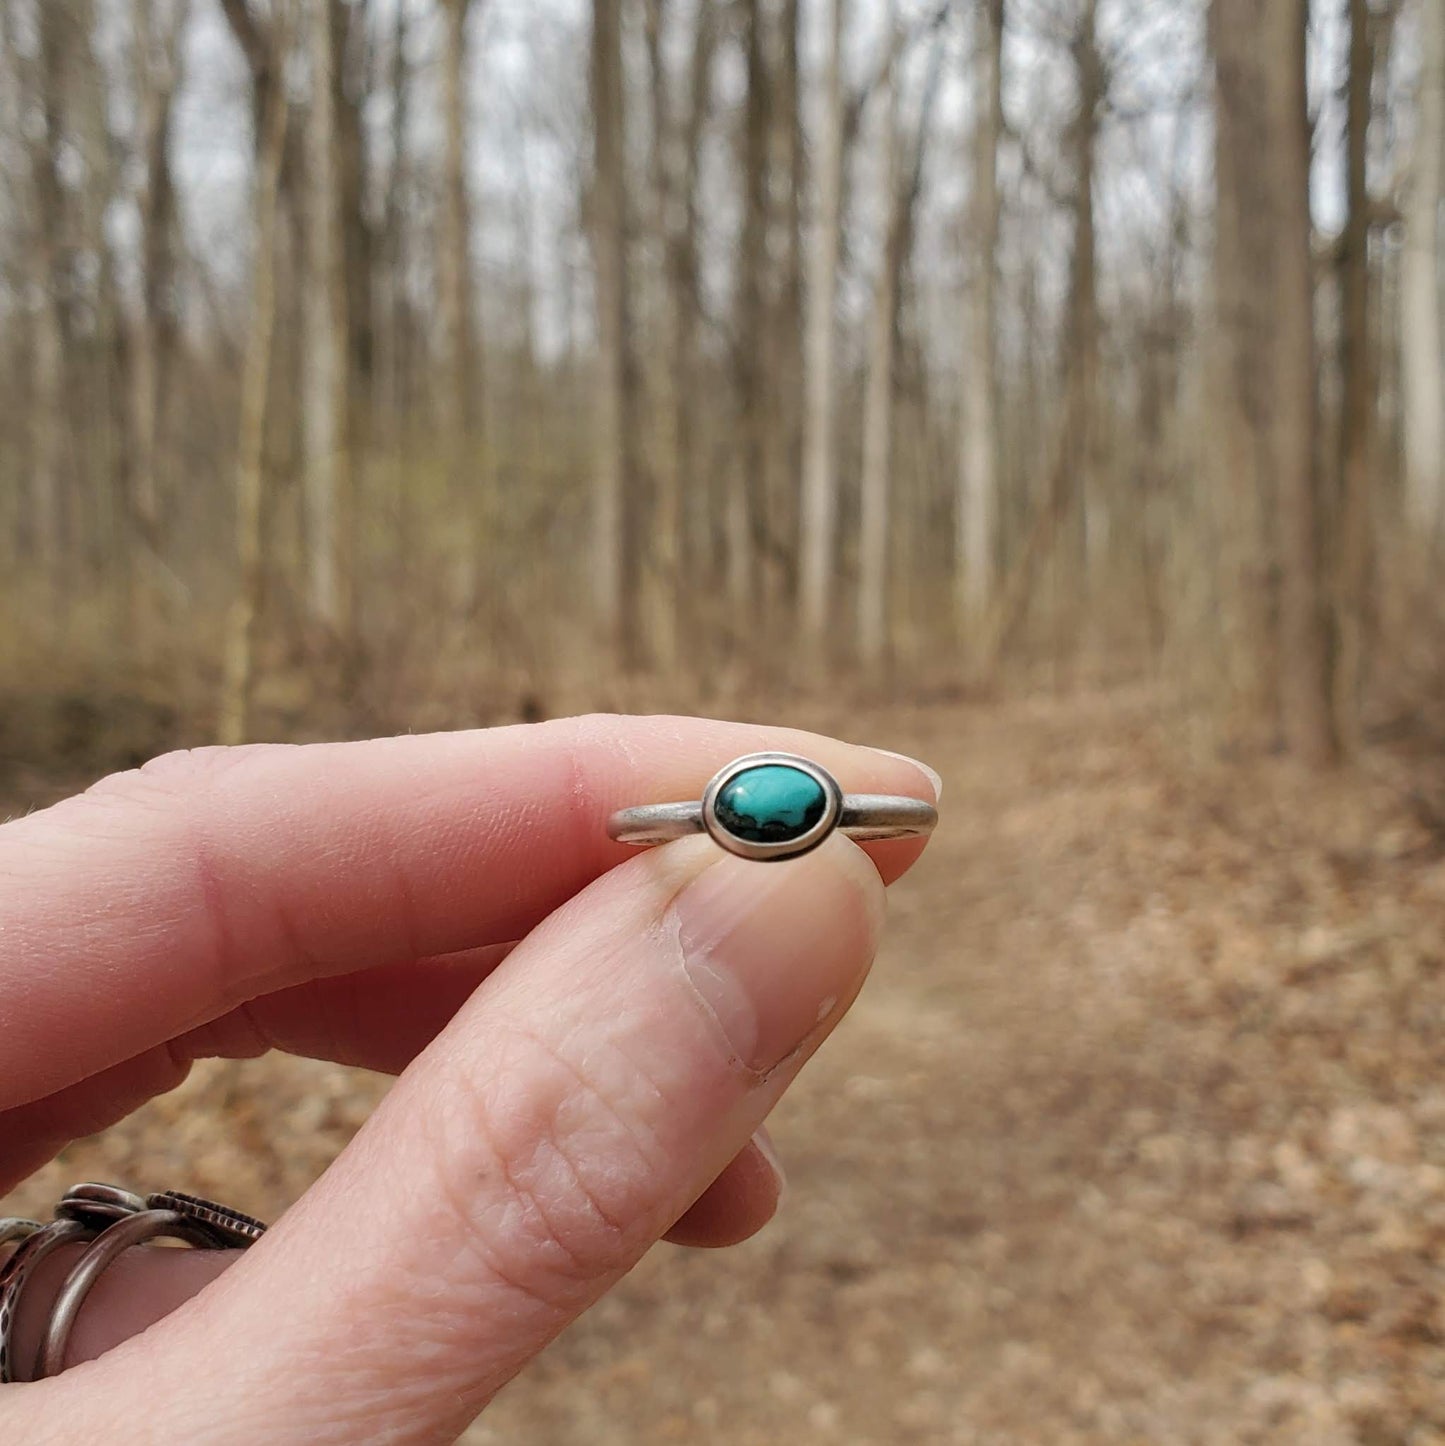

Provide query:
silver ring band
left=56, top=1183, right=149, bottom=1230
left=0, top=1182, right=268, bottom=1384
left=145, top=1190, right=269, bottom=1247
left=37, top=1210, right=217, bottom=1381
left=607, top=752, right=937, bottom=862
left=0, top=1219, right=95, bottom=1383
left=0, top=1220, right=42, bottom=1250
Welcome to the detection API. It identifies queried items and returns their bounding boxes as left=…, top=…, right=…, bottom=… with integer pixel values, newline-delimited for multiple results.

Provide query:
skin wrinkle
left=115, top=749, right=414, bottom=1008
left=578, top=1004, right=676, bottom=1149
left=414, top=1096, right=599, bottom=1336
left=385, top=1106, right=558, bottom=1338
left=375, top=737, right=584, bottom=945
left=443, top=1021, right=663, bottom=1305
left=181, top=798, right=243, bottom=1026
left=371, top=778, right=490, bottom=927
left=324, top=968, right=370, bottom=1071
left=0, top=810, right=192, bottom=1063
left=229, top=994, right=285, bottom=1060
left=108, top=742, right=281, bottom=793
left=531, top=1012, right=675, bottom=1195
left=42, top=763, right=292, bottom=1054
left=228, top=1236, right=477, bottom=1446
left=375, top=837, right=426, bottom=981
left=161, top=1035, right=196, bottom=1090
left=563, top=715, right=619, bottom=880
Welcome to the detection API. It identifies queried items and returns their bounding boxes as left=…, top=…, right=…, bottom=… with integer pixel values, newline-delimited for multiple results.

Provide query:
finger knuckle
left=86, top=744, right=276, bottom=806
left=71, top=748, right=282, bottom=1003
left=435, top=1023, right=668, bottom=1316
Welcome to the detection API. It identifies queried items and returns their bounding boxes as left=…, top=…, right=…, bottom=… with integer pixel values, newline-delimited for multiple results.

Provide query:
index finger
left=0, top=714, right=938, bottom=1109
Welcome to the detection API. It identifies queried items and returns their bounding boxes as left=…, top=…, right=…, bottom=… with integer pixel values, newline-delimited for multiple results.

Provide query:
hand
left=0, top=715, right=937, bottom=1445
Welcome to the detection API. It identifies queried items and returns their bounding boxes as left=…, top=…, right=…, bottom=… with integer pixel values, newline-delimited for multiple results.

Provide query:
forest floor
left=5, top=685, right=1445, bottom=1445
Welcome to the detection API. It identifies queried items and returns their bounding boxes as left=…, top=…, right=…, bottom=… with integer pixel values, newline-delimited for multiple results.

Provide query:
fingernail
left=871, top=747, right=943, bottom=802
left=750, top=1127, right=787, bottom=1201
left=672, top=840, right=885, bottom=1075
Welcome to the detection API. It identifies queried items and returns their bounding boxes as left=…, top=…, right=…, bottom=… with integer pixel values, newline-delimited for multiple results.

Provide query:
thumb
left=10, top=834, right=884, bottom=1445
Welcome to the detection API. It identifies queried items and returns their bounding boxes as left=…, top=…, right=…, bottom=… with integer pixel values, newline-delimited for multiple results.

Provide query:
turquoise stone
left=714, top=764, right=827, bottom=845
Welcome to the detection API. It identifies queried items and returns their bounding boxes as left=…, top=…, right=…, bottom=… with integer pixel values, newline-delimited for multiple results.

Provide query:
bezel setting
left=700, top=752, right=844, bottom=861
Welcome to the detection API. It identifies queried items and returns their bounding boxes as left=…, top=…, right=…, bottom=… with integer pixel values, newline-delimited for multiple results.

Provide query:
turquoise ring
left=607, top=751, right=938, bottom=862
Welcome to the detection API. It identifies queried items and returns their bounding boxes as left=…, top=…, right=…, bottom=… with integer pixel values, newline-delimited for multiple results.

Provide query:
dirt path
left=7, top=691, right=1444, bottom=1443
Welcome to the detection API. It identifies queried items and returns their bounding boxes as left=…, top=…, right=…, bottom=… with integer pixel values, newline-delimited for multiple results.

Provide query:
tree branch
left=218, top=0, right=272, bottom=79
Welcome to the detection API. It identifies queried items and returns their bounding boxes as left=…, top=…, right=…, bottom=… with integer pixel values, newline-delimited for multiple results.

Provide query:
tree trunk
left=438, top=0, right=478, bottom=502
left=643, top=0, right=681, bottom=667
left=22, top=3, right=72, bottom=585
left=1210, top=0, right=1273, bottom=722
left=1270, top=0, right=1335, bottom=763
left=777, top=0, right=805, bottom=583
left=220, top=69, right=290, bottom=746
left=956, top=0, right=1004, bottom=634
left=590, top=0, right=639, bottom=666
left=1067, top=0, right=1104, bottom=599
left=379, top=0, right=411, bottom=469
left=333, top=3, right=374, bottom=443
left=1402, top=0, right=1445, bottom=537
left=302, top=0, right=351, bottom=644
left=1212, top=0, right=1336, bottom=762
left=28, top=243, right=65, bottom=581
left=859, top=36, right=903, bottom=672
left=129, top=2, right=183, bottom=547
left=799, top=0, right=846, bottom=654
left=734, top=0, right=774, bottom=628
left=1333, top=0, right=1375, bottom=749
left=670, top=1, right=717, bottom=653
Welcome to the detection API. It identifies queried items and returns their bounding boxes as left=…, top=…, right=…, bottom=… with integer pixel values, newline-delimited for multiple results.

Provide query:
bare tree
left=378, top=0, right=413, bottom=456
left=777, top=0, right=806, bottom=573
left=1066, top=0, right=1105, bottom=594
left=303, top=0, right=352, bottom=645
left=1402, top=0, right=1444, bottom=538
left=1212, top=0, right=1336, bottom=762
left=859, top=24, right=904, bottom=672
left=332, top=3, right=374, bottom=442
left=861, top=32, right=940, bottom=671
left=220, top=17, right=292, bottom=746
left=1333, top=0, right=1377, bottom=747
left=1210, top=1, right=1272, bottom=720
left=1272, top=0, right=1335, bottom=762
left=128, top=0, right=189, bottom=612
left=799, top=0, right=846, bottom=655
left=219, top=0, right=286, bottom=155
left=734, top=0, right=775, bottom=622
left=438, top=0, right=480, bottom=506
left=643, top=0, right=680, bottom=664
left=14, top=2, right=73, bottom=582
left=590, top=0, right=640, bottom=665
left=956, top=0, right=1005, bottom=636
left=644, top=0, right=718, bottom=664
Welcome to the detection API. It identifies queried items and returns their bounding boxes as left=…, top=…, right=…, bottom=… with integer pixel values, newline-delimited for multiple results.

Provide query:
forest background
left=3, top=1, right=1445, bottom=1441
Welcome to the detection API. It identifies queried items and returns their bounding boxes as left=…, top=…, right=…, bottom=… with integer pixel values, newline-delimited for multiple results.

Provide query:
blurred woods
left=0, top=0, right=1441, bottom=759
